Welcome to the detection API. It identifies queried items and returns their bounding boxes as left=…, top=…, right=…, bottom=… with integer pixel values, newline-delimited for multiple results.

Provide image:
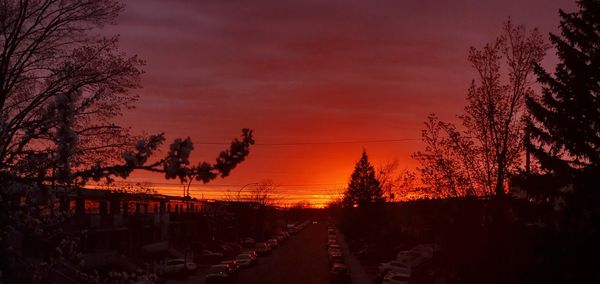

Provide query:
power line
left=193, top=138, right=419, bottom=146
left=255, top=138, right=419, bottom=146
left=156, top=188, right=343, bottom=193
left=102, top=181, right=346, bottom=188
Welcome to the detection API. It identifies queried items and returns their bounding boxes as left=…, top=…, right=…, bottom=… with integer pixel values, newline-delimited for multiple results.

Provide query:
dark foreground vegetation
left=331, top=1, right=600, bottom=283
left=331, top=192, right=600, bottom=283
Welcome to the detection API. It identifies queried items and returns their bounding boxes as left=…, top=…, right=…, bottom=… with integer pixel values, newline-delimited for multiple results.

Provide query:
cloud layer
left=106, top=0, right=575, bottom=203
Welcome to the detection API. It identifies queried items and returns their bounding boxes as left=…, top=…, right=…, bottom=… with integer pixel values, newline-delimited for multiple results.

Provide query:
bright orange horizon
left=106, top=0, right=574, bottom=206
left=115, top=141, right=422, bottom=207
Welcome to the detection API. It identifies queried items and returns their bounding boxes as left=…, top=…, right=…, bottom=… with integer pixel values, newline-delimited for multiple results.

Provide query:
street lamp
left=237, top=182, right=260, bottom=202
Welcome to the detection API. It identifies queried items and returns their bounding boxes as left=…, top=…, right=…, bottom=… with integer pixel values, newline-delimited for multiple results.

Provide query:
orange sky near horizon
left=114, top=141, right=422, bottom=207
left=105, top=0, right=575, bottom=207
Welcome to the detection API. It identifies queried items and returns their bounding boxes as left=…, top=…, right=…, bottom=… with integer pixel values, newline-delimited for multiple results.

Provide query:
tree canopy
left=526, top=0, right=600, bottom=179
left=413, top=21, right=547, bottom=198
left=0, top=0, right=254, bottom=189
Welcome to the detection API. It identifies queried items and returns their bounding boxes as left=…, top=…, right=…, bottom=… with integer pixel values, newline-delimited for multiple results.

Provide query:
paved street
left=167, top=221, right=330, bottom=284
left=232, top=222, right=330, bottom=284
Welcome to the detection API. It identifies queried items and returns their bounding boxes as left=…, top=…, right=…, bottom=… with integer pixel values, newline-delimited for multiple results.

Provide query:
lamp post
left=233, top=182, right=260, bottom=241
left=237, top=182, right=260, bottom=202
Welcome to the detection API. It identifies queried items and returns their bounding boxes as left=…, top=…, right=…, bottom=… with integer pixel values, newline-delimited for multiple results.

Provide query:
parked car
left=225, top=243, right=242, bottom=253
left=329, top=253, right=345, bottom=264
left=241, top=249, right=258, bottom=259
left=276, top=234, right=286, bottom=242
left=205, top=264, right=232, bottom=283
left=201, top=250, right=224, bottom=263
left=329, top=251, right=345, bottom=263
left=378, top=260, right=411, bottom=275
left=235, top=253, right=257, bottom=267
left=288, top=224, right=299, bottom=234
left=202, top=250, right=225, bottom=257
left=328, top=243, right=341, bottom=250
left=328, top=246, right=343, bottom=255
left=396, top=251, right=425, bottom=269
left=330, top=262, right=351, bottom=283
left=219, top=244, right=237, bottom=256
left=382, top=271, right=410, bottom=284
left=220, top=260, right=240, bottom=274
left=163, top=258, right=197, bottom=274
left=241, top=237, right=256, bottom=248
left=396, top=244, right=434, bottom=269
left=255, top=242, right=272, bottom=255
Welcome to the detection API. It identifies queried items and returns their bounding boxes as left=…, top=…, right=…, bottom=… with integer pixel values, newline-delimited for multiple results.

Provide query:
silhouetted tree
left=376, top=159, right=421, bottom=200
left=0, top=0, right=141, bottom=184
left=343, top=150, right=385, bottom=208
left=526, top=0, right=600, bottom=178
left=396, top=169, right=419, bottom=200
left=224, top=180, right=280, bottom=207
left=376, top=159, right=402, bottom=201
left=291, top=200, right=312, bottom=209
left=414, top=21, right=547, bottom=197
left=0, top=1, right=254, bottom=282
left=466, top=20, right=547, bottom=196
left=0, top=0, right=255, bottom=188
left=524, top=3, right=600, bottom=280
left=413, top=114, right=478, bottom=197
left=247, top=180, right=280, bottom=207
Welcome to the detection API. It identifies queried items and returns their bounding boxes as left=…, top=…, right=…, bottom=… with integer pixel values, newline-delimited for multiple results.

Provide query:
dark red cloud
left=104, top=0, right=576, bottom=205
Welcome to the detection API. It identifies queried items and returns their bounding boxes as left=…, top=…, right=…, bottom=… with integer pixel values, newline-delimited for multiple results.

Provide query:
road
left=232, top=221, right=330, bottom=284
left=166, top=221, right=330, bottom=284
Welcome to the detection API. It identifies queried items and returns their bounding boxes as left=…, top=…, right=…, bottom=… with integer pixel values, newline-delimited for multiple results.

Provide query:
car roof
left=386, top=271, right=410, bottom=278
left=389, top=260, right=407, bottom=265
left=207, top=265, right=228, bottom=273
left=211, top=264, right=227, bottom=268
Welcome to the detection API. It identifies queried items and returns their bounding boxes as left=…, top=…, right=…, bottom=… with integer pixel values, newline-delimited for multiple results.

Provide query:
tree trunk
left=494, top=166, right=505, bottom=197
left=524, top=128, right=531, bottom=175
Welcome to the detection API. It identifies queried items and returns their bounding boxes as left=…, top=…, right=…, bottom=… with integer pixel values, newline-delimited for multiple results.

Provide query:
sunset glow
left=108, top=0, right=574, bottom=205
left=2, top=0, right=598, bottom=283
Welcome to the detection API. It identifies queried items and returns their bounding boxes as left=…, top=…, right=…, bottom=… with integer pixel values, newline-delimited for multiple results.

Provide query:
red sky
left=104, top=0, right=575, bottom=207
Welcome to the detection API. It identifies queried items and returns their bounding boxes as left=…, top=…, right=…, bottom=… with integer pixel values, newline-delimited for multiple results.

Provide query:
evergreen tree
left=525, top=4, right=600, bottom=280
left=343, top=150, right=385, bottom=208
left=526, top=0, right=600, bottom=178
